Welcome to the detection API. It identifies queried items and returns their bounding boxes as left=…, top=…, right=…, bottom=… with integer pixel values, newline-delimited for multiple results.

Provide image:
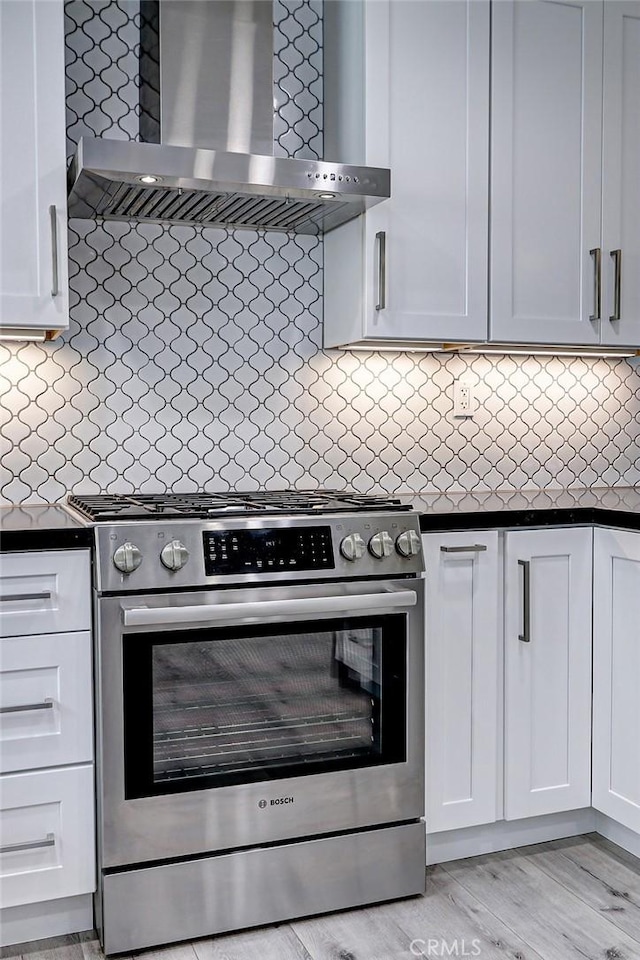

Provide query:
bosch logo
left=258, top=797, right=294, bottom=809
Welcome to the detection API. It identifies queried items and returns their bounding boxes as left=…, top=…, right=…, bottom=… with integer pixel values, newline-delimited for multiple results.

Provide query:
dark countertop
left=0, top=505, right=93, bottom=552
left=1, top=487, right=639, bottom=551
left=407, top=487, right=640, bottom=532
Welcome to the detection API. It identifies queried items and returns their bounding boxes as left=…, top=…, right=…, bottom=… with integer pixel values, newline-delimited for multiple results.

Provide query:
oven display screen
left=203, top=526, right=334, bottom=575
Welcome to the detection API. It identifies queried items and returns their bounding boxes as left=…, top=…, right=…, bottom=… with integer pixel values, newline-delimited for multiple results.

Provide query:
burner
left=66, top=491, right=411, bottom=522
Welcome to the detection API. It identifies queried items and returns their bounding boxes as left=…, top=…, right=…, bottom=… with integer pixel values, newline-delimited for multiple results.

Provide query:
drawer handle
left=0, top=832, right=55, bottom=855
left=375, top=230, right=386, bottom=311
left=0, top=698, right=54, bottom=715
left=50, top=205, right=59, bottom=298
left=440, top=544, right=488, bottom=553
left=589, top=247, right=601, bottom=321
left=518, top=559, right=531, bottom=643
left=0, top=591, right=52, bottom=603
left=609, top=249, right=622, bottom=321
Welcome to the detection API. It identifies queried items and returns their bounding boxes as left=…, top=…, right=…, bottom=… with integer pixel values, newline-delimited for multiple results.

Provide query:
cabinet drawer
left=0, top=551, right=91, bottom=637
left=0, top=631, right=93, bottom=773
left=0, top=765, right=95, bottom=909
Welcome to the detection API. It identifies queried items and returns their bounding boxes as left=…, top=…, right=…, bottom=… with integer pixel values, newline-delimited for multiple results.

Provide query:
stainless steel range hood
left=67, top=138, right=390, bottom=234
left=67, top=1, right=390, bottom=234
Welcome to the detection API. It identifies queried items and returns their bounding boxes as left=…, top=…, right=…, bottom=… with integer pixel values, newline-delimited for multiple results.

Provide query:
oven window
left=123, top=615, right=406, bottom=798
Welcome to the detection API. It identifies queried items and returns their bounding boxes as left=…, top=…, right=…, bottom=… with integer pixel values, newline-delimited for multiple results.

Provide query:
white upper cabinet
left=593, top=528, right=640, bottom=834
left=0, top=0, right=69, bottom=337
left=601, top=2, right=640, bottom=346
left=491, top=0, right=640, bottom=348
left=490, top=0, right=603, bottom=346
left=503, top=527, right=593, bottom=820
left=324, top=0, right=490, bottom=348
left=325, top=0, right=640, bottom=352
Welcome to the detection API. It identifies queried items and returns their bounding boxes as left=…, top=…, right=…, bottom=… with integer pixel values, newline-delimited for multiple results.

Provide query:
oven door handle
left=123, top=589, right=418, bottom=628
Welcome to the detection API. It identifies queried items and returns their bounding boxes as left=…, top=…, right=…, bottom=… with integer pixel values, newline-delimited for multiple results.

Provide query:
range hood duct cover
left=67, top=1, right=390, bottom=234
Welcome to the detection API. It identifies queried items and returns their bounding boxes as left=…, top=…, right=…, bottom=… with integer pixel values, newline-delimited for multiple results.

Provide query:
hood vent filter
left=90, top=181, right=351, bottom=234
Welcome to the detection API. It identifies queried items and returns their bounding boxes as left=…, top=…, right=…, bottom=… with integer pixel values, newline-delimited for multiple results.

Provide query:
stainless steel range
left=68, top=491, right=425, bottom=955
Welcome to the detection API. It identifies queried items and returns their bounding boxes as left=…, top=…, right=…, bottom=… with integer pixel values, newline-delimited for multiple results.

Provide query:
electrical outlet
left=453, top=379, right=475, bottom=418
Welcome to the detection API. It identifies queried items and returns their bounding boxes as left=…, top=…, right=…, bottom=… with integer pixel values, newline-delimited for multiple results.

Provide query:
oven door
left=96, top=578, right=424, bottom=869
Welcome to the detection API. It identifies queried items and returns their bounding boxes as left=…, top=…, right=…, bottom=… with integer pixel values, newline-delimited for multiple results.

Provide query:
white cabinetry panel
left=0, top=0, right=68, bottom=334
left=0, top=549, right=94, bottom=936
left=0, top=551, right=91, bottom=638
left=504, top=527, right=592, bottom=820
left=0, top=765, right=95, bottom=909
left=0, top=631, right=93, bottom=773
left=593, top=528, right=640, bottom=833
left=369, top=0, right=489, bottom=342
left=601, top=2, right=640, bottom=346
left=325, top=0, right=640, bottom=352
left=423, top=531, right=500, bottom=833
left=490, top=0, right=603, bottom=345
left=324, top=0, right=489, bottom=347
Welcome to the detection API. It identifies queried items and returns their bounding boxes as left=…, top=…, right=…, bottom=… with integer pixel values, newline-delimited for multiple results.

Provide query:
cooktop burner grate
left=67, top=491, right=411, bottom=522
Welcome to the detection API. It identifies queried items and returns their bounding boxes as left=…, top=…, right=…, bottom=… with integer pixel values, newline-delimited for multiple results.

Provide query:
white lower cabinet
left=424, top=525, right=594, bottom=837
left=504, top=528, right=593, bottom=819
left=593, top=528, right=640, bottom=833
left=423, top=531, right=500, bottom=833
left=0, top=550, right=95, bottom=945
left=0, top=549, right=91, bottom=638
left=0, top=765, right=95, bottom=909
left=0, top=631, right=93, bottom=773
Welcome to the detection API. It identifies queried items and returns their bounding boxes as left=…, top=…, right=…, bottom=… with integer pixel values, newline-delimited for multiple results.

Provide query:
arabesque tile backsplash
left=1, top=0, right=639, bottom=505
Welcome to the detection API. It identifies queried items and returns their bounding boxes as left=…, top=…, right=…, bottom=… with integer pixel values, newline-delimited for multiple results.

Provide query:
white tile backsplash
left=1, top=0, right=639, bottom=505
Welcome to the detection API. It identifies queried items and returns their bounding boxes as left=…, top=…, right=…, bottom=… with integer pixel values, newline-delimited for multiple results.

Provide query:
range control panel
left=94, top=512, right=423, bottom=593
left=203, top=526, right=334, bottom=576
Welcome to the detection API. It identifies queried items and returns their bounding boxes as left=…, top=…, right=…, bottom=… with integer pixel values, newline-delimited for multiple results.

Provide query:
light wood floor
left=5, top=834, right=640, bottom=960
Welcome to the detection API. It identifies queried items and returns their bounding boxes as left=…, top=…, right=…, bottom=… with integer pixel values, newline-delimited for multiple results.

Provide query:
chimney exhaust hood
left=67, top=1, right=390, bottom=234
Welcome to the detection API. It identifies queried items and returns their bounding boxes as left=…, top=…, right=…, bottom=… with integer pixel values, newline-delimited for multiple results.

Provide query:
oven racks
left=153, top=707, right=374, bottom=781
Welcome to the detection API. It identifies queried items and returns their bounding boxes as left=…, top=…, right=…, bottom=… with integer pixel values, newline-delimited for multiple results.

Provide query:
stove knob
left=113, top=542, right=143, bottom=575
left=396, top=529, right=421, bottom=558
left=160, top=540, right=190, bottom=571
left=369, top=531, right=394, bottom=559
left=340, top=533, right=365, bottom=561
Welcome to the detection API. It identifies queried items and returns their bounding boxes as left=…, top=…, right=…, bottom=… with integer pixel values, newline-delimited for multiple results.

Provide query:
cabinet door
left=490, top=0, right=603, bottom=346
left=593, top=528, right=640, bottom=833
left=324, top=0, right=490, bottom=347
left=0, top=0, right=68, bottom=334
left=423, top=531, right=500, bottom=833
left=504, top=527, right=592, bottom=820
left=601, top=2, right=640, bottom=347
left=0, top=631, right=93, bottom=774
left=0, top=550, right=91, bottom=638
left=0, top=765, right=95, bottom=909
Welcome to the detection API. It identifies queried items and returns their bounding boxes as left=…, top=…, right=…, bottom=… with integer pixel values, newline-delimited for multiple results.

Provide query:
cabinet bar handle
left=609, top=249, right=622, bottom=321
left=0, top=591, right=52, bottom=603
left=0, top=698, right=54, bottom=715
left=589, top=247, right=601, bottom=321
left=49, top=205, right=59, bottom=297
left=518, top=559, right=531, bottom=643
left=440, top=544, right=488, bottom=553
left=0, top=832, right=55, bottom=855
left=375, top=231, right=386, bottom=311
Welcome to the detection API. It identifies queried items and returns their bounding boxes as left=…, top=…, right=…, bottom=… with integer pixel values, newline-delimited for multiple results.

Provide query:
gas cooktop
left=67, top=490, right=412, bottom=522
